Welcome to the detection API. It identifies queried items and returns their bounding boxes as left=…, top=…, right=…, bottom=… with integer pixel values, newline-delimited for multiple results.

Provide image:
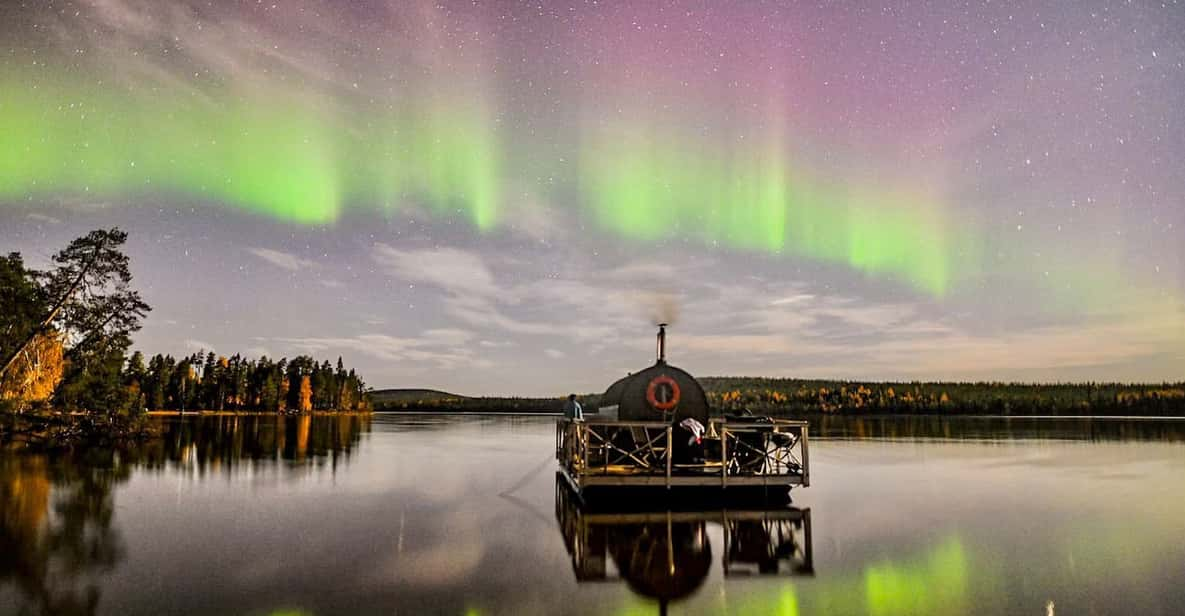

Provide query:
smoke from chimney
left=647, top=292, right=680, bottom=327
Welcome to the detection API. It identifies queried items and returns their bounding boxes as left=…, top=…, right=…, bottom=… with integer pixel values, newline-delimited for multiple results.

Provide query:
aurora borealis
left=1, top=0, right=1183, bottom=392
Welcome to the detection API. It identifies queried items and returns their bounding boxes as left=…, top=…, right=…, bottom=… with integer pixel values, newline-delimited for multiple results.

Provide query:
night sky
left=1, top=0, right=1183, bottom=394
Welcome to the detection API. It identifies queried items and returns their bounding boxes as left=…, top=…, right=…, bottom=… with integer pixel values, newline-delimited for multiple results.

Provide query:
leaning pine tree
left=0, top=228, right=150, bottom=417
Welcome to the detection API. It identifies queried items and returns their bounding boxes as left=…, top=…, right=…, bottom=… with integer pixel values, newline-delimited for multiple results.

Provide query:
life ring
left=646, top=375, right=681, bottom=411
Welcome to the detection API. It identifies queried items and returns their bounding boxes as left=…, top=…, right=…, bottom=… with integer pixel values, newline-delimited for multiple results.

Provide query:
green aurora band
left=580, top=122, right=958, bottom=295
left=606, top=534, right=972, bottom=616
left=0, top=75, right=500, bottom=229
left=1, top=73, right=961, bottom=294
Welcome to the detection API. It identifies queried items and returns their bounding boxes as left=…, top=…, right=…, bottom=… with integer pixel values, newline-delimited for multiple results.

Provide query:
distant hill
left=369, top=378, right=1185, bottom=416
left=369, top=388, right=469, bottom=405
left=368, top=388, right=578, bottom=412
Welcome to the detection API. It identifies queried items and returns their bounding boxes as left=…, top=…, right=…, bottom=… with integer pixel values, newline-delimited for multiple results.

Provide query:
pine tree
left=298, top=375, right=313, bottom=412
left=123, top=351, right=147, bottom=412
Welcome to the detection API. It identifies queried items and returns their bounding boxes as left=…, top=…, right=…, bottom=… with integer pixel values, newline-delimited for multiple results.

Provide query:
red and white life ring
left=646, top=375, right=681, bottom=411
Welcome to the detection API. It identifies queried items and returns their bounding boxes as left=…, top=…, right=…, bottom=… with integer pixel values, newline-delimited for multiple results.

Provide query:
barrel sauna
left=597, top=324, right=709, bottom=424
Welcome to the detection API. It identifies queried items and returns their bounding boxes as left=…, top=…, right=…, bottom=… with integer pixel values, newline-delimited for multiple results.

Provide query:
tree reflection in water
left=0, top=451, right=127, bottom=616
left=0, top=414, right=370, bottom=615
left=136, top=413, right=371, bottom=474
left=811, top=414, right=1185, bottom=442
left=554, top=477, right=813, bottom=615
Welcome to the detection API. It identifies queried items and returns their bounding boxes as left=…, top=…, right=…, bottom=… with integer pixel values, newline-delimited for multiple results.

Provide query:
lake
left=2, top=413, right=1184, bottom=615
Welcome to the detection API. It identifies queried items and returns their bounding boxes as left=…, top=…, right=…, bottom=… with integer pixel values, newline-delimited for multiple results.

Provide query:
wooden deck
left=556, top=417, right=810, bottom=499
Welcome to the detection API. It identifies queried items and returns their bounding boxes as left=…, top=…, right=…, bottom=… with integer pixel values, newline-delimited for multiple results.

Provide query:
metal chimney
left=656, top=323, right=668, bottom=364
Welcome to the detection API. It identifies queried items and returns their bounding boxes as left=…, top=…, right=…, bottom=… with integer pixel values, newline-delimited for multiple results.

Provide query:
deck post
left=604, top=425, right=610, bottom=475
left=581, top=423, right=588, bottom=476
left=721, top=426, right=728, bottom=488
left=665, top=426, right=672, bottom=485
left=801, top=424, right=810, bottom=487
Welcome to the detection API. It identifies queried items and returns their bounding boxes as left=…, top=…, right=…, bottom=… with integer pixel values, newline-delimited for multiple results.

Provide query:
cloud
left=770, top=294, right=814, bottom=306
left=841, top=297, right=1185, bottom=380
left=42, top=0, right=358, bottom=96
left=421, top=328, right=476, bottom=346
left=184, top=339, right=214, bottom=353
left=57, top=199, right=113, bottom=212
left=271, top=329, right=480, bottom=370
left=372, top=244, right=499, bottom=297
left=602, top=262, right=680, bottom=282
left=362, top=242, right=1185, bottom=384
left=371, top=243, right=573, bottom=338
left=240, top=346, right=273, bottom=358
left=247, top=247, right=319, bottom=271
left=676, top=288, right=1185, bottom=382
left=26, top=213, right=61, bottom=224
left=441, top=295, right=567, bottom=337
left=499, top=194, right=569, bottom=243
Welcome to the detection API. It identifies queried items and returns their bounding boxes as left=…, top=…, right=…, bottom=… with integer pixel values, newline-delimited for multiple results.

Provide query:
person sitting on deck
left=563, top=393, right=583, bottom=421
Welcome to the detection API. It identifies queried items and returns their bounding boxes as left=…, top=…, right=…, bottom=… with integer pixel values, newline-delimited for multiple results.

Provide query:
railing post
left=801, top=423, right=810, bottom=487
left=665, top=426, right=672, bottom=485
left=721, top=426, right=728, bottom=488
left=604, top=426, right=610, bottom=475
left=580, top=423, right=588, bottom=475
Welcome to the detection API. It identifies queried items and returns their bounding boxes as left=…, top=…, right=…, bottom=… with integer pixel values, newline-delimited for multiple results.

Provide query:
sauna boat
left=556, top=325, right=810, bottom=503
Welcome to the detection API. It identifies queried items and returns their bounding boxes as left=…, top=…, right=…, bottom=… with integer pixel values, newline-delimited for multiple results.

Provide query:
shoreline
left=370, top=409, right=1185, bottom=420
left=145, top=410, right=374, bottom=416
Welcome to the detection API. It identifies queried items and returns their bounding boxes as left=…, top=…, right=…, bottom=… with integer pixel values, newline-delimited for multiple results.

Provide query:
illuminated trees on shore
left=132, top=351, right=368, bottom=413
left=1, top=229, right=368, bottom=417
left=0, top=333, right=63, bottom=406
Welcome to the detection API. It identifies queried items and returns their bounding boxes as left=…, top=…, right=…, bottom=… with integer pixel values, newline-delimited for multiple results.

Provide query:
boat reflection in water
left=554, top=476, right=813, bottom=614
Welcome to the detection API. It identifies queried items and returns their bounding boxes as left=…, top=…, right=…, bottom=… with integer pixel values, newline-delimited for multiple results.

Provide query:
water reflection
left=1, top=414, right=1182, bottom=616
left=811, top=414, right=1185, bottom=442
left=0, top=414, right=369, bottom=615
left=136, top=413, right=371, bottom=474
left=554, top=477, right=813, bottom=614
left=0, top=451, right=129, bottom=616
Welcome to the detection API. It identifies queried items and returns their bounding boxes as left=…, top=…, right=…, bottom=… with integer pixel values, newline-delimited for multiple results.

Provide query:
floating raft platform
left=556, top=417, right=810, bottom=504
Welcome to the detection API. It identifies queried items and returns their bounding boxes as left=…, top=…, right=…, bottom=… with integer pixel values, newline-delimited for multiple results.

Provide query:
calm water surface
left=2, top=414, right=1184, bottom=615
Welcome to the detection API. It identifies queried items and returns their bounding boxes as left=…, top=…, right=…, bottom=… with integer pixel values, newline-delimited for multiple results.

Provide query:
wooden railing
left=557, top=417, right=809, bottom=488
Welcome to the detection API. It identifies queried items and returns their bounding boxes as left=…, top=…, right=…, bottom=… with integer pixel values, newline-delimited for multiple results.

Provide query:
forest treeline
left=374, top=378, right=1185, bottom=417
left=131, top=351, right=368, bottom=413
left=701, top=377, right=1185, bottom=416
left=1, top=229, right=370, bottom=443
left=369, top=388, right=578, bottom=413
